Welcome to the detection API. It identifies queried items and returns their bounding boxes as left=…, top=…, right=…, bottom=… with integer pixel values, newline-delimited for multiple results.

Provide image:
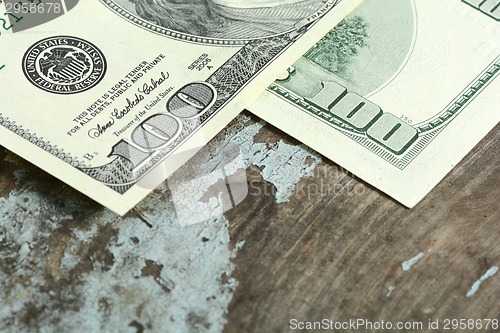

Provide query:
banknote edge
left=267, top=54, right=500, bottom=170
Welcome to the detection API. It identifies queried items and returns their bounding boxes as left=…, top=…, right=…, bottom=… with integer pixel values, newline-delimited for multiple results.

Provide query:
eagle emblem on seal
left=39, top=48, right=91, bottom=84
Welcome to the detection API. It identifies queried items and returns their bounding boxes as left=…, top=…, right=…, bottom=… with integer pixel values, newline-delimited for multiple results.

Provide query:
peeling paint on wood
left=386, top=286, right=396, bottom=298
left=0, top=113, right=325, bottom=332
left=401, top=252, right=424, bottom=272
left=0, top=187, right=241, bottom=332
left=224, top=123, right=500, bottom=333
left=466, top=266, right=499, bottom=298
left=1, top=117, right=498, bottom=333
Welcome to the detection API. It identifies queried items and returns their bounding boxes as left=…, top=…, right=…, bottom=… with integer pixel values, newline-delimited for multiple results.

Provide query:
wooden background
left=224, top=118, right=500, bottom=333
left=0, top=114, right=498, bottom=333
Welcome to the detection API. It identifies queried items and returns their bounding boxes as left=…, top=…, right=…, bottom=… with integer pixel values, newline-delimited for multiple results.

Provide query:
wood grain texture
left=0, top=114, right=498, bottom=333
left=223, top=121, right=499, bottom=333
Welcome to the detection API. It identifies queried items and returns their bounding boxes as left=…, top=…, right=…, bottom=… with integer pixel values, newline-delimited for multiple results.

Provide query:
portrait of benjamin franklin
left=117, top=0, right=327, bottom=40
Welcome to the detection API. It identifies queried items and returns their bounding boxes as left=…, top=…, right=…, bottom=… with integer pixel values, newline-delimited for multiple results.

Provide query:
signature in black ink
left=88, top=117, right=115, bottom=139
left=138, top=71, right=170, bottom=95
left=111, top=93, right=145, bottom=120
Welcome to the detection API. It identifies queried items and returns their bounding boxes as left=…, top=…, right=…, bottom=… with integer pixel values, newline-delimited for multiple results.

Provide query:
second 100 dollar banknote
left=250, top=0, right=500, bottom=207
left=0, top=0, right=363, bottom=215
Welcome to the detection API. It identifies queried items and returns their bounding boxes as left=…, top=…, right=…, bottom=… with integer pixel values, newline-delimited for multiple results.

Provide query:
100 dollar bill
left=0, top=0, right=362, bottom=215
left=250, top=0, right=500, bottom=207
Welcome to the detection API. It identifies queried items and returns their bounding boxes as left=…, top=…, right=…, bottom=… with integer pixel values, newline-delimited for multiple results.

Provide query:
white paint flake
left=401, top=252, right=424, bottom=272
left=466, top=266, right=498, bottom=298
left=222, top=116, right=322, bottom=203
left=386, top=286, right=396, bottom=298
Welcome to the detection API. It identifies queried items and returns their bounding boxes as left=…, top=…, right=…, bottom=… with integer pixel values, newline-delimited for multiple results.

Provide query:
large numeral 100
left=306, top=82, right=418, bottom=155
left=108, top=82, right=216, bottom=169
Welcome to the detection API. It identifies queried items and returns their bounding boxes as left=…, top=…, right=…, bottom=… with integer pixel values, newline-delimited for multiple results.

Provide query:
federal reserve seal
left=22, top=36, right=106, bottom=94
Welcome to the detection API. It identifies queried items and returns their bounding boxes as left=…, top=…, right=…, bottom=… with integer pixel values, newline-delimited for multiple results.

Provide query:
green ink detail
left=0, top=64, right=5, bottom=70
left=383, top=123, right=401, bottom=141
left=481, top=0, right=500, bottom=20
left=347, top=102, right=365, bottom=119
left=418, top=57, right=500, bottom=133
left=462, top=0, right=487, bottom=8
left=329, top=92, right=383, bottom=132
left=278, top=0, right=415, bottom=97
left=305, top=81, right=347, bottom=111
left=304, top=16, right=368, bottom=75
left=5, top=12, right=24, bottom=24
left=268, top=0, right=498, bottom=167
left=491, top=1, right=500, bottom=13
left=366, top=114, right=418, bottom=155
left=268, top=55, right=499, bottom=164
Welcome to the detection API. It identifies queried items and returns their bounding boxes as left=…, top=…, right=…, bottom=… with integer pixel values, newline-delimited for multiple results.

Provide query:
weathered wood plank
left=224, top=121, right=499, bottom=333
left=0, top=114, right=498, bottom=332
